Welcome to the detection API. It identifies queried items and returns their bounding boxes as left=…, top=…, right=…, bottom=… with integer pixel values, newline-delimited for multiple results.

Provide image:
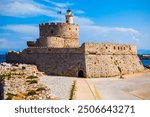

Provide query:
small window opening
left=51, top=30, right=54, bottom=34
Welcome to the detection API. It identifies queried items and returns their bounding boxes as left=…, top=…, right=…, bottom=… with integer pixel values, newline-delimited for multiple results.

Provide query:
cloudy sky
left=0, top=0, right=150, bottom=54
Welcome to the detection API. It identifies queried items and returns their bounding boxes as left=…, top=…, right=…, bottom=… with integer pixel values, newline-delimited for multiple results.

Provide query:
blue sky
left=0, top=0, right=150, bottom=54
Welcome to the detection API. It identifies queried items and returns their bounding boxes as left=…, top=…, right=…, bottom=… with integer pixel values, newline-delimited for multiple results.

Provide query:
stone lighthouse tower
left=66, top=9, right=73, bottom=24
left=27, top=9, right=79, bottom=48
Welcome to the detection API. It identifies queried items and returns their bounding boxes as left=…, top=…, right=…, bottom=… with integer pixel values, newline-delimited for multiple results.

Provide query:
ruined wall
left=39, top=22, right=79, bottom=48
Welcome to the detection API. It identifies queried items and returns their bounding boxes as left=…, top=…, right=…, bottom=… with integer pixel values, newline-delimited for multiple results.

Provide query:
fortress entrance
left=78, top=70, right=84, bottom=78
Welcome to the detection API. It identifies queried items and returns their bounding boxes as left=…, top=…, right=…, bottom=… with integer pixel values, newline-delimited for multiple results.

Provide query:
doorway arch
left=78, top=70, right=84, bottom=78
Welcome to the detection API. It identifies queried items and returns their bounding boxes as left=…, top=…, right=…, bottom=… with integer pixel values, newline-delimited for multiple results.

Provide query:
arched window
left=78, top=70, right=84, bottom=78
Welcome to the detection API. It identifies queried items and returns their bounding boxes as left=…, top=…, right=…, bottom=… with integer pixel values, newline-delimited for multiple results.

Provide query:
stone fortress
left=6, top=10, right=144, bottom=78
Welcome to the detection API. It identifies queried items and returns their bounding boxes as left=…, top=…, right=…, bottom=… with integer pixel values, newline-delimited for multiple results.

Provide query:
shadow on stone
left=0, top=80, right=4, bottom=100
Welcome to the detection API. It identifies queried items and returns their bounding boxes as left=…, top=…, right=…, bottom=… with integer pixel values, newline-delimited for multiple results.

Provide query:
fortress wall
left=36, top=53, right=85, bottom=76
left=23, top=47, right=84, bottom=54
left=11, top=51, right=86, bottom=77
left=83, top=43, right=137, bottom=55
left=39, top=23, right=79, bottom=48
left=6, top=43, right=144, bottom=78
left=85, top=54, right=144, bottom=78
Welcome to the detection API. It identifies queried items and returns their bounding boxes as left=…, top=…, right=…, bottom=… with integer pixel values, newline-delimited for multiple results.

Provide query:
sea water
left=0, top=55, right=6, bottom=63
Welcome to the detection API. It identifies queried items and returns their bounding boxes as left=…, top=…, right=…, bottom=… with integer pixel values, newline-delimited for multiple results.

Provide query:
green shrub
left=26, top=90, right=36, bottom=96
left=117, top=66, right=122, bottom=73
left=11, top=69, right=16, bottom=71
left=69, top=80, right=77, bottom=100
left=36, top=87, right=45, bottom=91
left=6, top=93, right=17, bottom=100
left=26, top=75, right=38, bottom=79
left=22, top=66, right=26, bottom=70
left=26, top=79, right=38, bottom=84
left=0, top=75, right=5, bottom=81
left=0, top=73, right=11, bottom=80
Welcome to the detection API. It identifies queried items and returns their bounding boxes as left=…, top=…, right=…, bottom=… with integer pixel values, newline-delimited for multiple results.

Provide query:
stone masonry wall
left=39, top=22, right=79, bottom=48
left=7, top=47, right=86, bottom=77
left=6, top=43, right=144, bottom=78
left=39, top=36, right=65, bottom=48
left=83, top=43, right=137, bottom=55
left=85, top=54, right=144, bottom=77
left=83, top=43, right=144, bottom=77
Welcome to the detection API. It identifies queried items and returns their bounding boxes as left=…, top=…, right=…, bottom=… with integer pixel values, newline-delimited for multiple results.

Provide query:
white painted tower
left=66, top=9, right=73, bottom=24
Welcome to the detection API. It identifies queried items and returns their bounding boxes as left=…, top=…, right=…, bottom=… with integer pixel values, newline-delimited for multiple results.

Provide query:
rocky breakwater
left=0, top=63, right=57, bottom=100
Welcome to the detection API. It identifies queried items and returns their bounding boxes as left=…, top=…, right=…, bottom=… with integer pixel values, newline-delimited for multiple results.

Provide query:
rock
left=0, top=63, right=55, bottom=100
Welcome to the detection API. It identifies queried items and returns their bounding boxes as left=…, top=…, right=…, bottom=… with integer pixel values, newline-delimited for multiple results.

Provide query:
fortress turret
left=66, top=9, right=73, bottom=24
left=27, top=10, right=79, bottom=48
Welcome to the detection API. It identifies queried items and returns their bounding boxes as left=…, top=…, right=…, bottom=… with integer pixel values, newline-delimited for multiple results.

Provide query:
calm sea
left=0, top=55, right=6, bottom=63
left=141, top=60, right=150, bottom=66
left=0, top=54, right=150, bottom=66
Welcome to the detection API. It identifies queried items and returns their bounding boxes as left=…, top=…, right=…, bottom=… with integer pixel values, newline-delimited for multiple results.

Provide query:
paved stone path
left=75, top=80, right=95, bottom=100
left=74, top=79, right=101, bottom=100
left=40, top=76, right=75, bottom=100
left=91, top=72, right=150, bottom=100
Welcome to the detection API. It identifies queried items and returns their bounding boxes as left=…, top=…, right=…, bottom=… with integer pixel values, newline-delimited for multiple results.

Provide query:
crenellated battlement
left=39, top=21, right=79, bottom=48
left=39, top=22, right=78, bottom=27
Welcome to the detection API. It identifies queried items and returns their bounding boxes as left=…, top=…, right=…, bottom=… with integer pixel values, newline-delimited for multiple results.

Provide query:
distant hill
left=138, top=49, right=150, bottom=55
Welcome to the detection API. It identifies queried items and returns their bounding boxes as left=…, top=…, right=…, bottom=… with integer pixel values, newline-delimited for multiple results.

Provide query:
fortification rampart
left=83, top=43, right=137, bottom=55
left=25, top=43, right=136, bottom=55
left=23, top=46, right=84, bottom=54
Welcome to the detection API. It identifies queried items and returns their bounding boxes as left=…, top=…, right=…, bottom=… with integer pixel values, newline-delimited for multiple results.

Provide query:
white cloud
left=74, top=10, right=85, bottom=14
left=0, top=1, right=40, bottom=17
left=79, top=24, right=140, bottom=45
left=0, top=0, right=63, bottom=18
left=43, top=0, right=73, bottom=8
left=80, top=25, right=139, bottom=34
left=74, top=16, right=94, bottom=25
left=0, top=0, right=84, bottom=19
left=1, top=25, right=38, bottom=35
